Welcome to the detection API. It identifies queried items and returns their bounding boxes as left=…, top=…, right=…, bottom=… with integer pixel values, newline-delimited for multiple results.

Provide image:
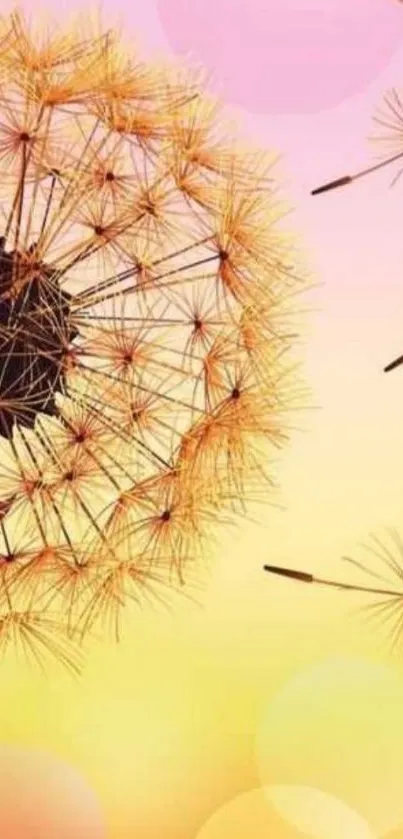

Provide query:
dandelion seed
left=264, top=530, right=403, bottom=653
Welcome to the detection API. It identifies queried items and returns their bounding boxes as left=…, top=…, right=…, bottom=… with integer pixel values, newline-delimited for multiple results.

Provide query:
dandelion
left=264, top=529, right=403, bottom=652
left=0, top=9, right=305, bottom=669
left=311, top=87, right=403, bottom=198
left=311, top=85, right=403, bottom=374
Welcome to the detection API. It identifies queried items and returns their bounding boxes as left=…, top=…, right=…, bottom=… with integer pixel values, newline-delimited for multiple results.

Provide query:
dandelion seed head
left=0, top=8, right=306, bottom=670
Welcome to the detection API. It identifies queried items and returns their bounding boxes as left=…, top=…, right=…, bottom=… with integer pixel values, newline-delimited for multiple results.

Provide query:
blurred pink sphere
left=156, top=0, right=403, bottom=113
left=0, top=746, right=106, bottom=839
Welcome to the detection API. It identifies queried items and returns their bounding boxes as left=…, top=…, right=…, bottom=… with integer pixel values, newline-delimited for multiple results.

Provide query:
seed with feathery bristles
left=263, top=530, right=403, bottom=653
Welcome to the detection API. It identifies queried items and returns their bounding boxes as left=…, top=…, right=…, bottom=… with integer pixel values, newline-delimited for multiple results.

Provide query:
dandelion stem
left=70, top=234, right=214, bottom=304
left=71, top=254, right=221, bottom=311
left=4, top=143, right=27, bottom=243
left=311, top=150, right=403, bottom=196
left=0, top=519, right=11, bottom=559
left=39, top=173, right=57, bottom=242
left=263, top=563, right=403, bottom=598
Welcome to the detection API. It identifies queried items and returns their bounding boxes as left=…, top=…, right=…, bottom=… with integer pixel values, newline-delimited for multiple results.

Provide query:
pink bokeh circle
left=0, top=746, right=106, bottom=839
left=156, top=0, right=403, bottom=113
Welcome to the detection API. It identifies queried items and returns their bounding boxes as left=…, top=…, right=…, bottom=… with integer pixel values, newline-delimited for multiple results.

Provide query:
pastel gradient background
left=1, top=1, right=403, bottom=837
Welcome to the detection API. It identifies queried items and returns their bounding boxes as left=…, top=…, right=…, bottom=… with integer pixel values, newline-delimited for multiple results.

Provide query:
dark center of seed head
left=19, top=132, right=30, bottom=143
left=231, top=387, right=241, bottom=400
left=161, top=509, right=171, bottom=522
left=193, top=318, right=202, bottom=331
left=0, top=242, right=76, bottom=439
left=105, top=171, right=115, bottom=182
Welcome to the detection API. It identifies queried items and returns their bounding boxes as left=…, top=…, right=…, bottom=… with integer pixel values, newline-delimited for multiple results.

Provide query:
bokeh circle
left=0, top=746, right=106, bottom=839
left=256, top=657, right=403, bottom=835
left=156, top=0, right=403, bottom=113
